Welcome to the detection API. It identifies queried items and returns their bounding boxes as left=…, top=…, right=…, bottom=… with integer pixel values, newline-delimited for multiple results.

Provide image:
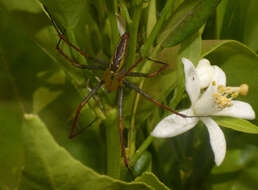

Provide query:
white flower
left=151, top=57, right=255, bottom=166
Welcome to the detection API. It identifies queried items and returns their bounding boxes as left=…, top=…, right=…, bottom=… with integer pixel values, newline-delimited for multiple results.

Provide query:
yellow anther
left=218, top=88, right=224, bottom=94
left=240, top=84, right=248, bottom=96
left=213, top=83, right=249, bottom=110
left=232, top=92, right=239, bottom=98
left=224, top=98, right=231, bottom=103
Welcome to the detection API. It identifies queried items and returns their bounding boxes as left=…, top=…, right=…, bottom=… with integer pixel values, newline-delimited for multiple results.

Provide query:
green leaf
left=20, top=114, right=155, bottom=190
left=39, top=0, right=85, bottom=30
left=158, top=0, right=221, bottom=48
left=0, top=0, right=86, bottom=86
left=33, top=87, right=62, bottom=113
left=216, top=0, right=258, bottom=52
left=209, top=146, right=258, bottom=190
left=0, top=57, right=24, bottom=188
left=213, top=117, right=258, bottom=134
left=135, top=172, right=170, bottom=190
left=133, top=151, right=152, bottom=177
left=203, top=40, right=258, bottom=124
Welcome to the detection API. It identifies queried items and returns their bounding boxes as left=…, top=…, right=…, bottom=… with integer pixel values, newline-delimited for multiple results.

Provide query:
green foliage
left=39, top=0, right=85, bottom=30
left=214, top=117, right=258, bottom=134
left=0, top=0, right=257, bottom=189
left=157, top=0, right=221, bottom=48
left=20, top=114, right=168, bottom=190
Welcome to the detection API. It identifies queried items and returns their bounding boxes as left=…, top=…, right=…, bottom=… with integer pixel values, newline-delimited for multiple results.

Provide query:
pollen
left=212, top=81, right=216, bottom=86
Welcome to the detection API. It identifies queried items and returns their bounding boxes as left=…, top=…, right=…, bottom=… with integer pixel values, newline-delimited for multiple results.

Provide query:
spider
left=49, top=16, right=188, bottom=168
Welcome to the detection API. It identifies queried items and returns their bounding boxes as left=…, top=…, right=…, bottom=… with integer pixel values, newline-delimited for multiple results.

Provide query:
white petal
left=211, top=66, right=226, bottom=86
left=193, top=83, right=218, bottom=115
left=196, top=59, right=215, bottom=89
left=201, top=117, right=226, bottom=166
left=181, top=58, right=200, bottom=104
left=151, top=109, right=199, bottom=138
left=212, top=100, right=255, bottom=120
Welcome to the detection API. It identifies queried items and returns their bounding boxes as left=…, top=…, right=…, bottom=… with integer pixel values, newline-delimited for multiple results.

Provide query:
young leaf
left=157, top=0, right=221, bottom=48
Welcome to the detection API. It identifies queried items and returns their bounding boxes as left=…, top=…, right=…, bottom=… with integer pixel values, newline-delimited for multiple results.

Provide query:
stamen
left=213, top=83, right=249, bottom=110
left=232, top=92, right=239, bottom=98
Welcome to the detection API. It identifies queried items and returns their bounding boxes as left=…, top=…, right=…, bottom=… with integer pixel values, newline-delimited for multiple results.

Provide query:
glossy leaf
left=158, top=0, right=221, bottom=48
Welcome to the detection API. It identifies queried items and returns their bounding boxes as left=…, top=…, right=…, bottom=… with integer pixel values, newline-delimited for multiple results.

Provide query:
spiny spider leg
left=123, top=57, right=168, bottom=78
left=123, top=80, right=187, bottom=118
left=69, top=80, right=105, bottom=139
left=118, top=87, right=129, bottom=168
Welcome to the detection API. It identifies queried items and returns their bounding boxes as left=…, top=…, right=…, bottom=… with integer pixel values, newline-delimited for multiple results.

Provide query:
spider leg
left=125, top=72, right=153, bottom=78
left=123, top=57, right=168, bottom=78
left=46, top=10, right=108, bottom=67
left=69, top=80, right=105, bottom=139
left=123, top=80, right=187, bottom=118
left=56, top=38, right=106, bottom=70
left=118, top=87, right=129, bottom=168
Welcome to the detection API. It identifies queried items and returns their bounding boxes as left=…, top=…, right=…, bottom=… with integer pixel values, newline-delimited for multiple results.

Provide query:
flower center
left=212, top=82, right=248, bottom=110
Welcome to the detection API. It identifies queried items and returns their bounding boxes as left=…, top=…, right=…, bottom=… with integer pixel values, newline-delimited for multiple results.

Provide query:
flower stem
left=129, top=135, right=154, bottom=167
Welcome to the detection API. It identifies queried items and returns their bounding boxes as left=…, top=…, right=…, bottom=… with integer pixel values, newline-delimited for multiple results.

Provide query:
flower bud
left=196, top=59, right=215, bottom=89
